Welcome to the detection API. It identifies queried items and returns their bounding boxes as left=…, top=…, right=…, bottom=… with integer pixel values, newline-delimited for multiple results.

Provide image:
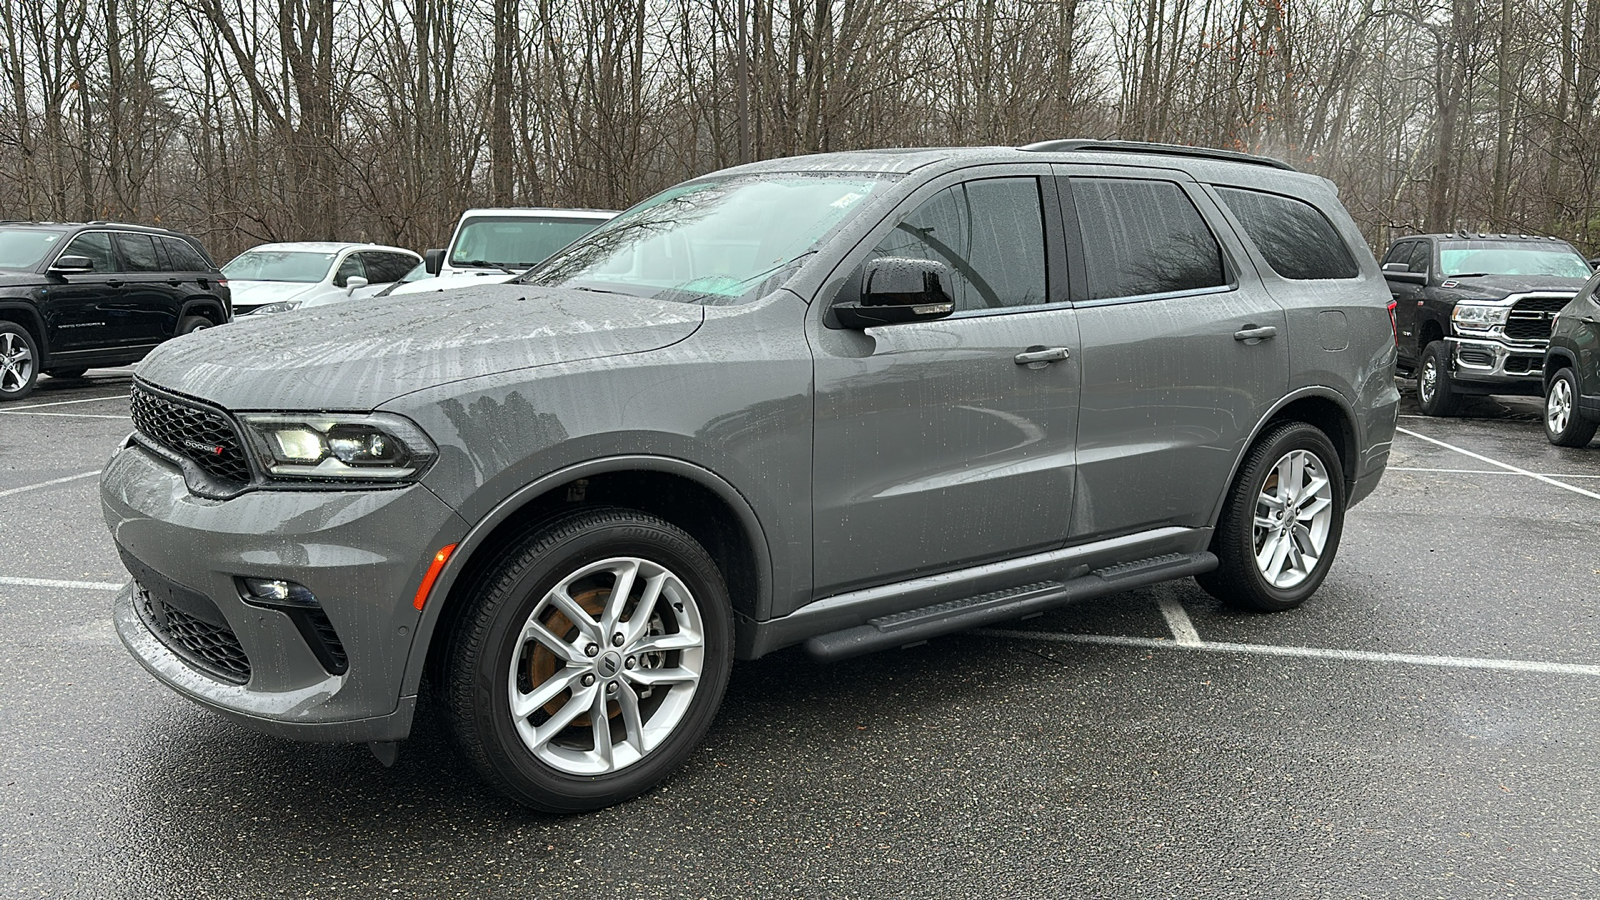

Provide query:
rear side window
left=361, top=252, right=417, bottom=284
left=1215, top=187, right=1359, bottom=280
left=60, top=232, right=117, bottom=272
left=162, top=237, right=212, bottom=272
left=115, top=233, right=162, bottom=272
left=1072, top=178, right=1228, bottom=300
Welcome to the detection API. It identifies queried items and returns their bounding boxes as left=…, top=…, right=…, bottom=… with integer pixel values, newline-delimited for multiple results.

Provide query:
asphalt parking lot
left=2, top=371, right=1597, bottom=899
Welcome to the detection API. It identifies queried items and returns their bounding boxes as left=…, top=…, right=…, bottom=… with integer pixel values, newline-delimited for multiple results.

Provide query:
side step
left=802, top=551, right=1216, bottom=662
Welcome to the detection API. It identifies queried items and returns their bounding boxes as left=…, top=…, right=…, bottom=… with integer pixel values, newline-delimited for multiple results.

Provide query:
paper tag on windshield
left=831, top=192, right=864, bottom=209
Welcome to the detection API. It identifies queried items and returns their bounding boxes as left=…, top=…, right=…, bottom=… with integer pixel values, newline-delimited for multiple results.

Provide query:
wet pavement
left=2, top=371, right=1598, bottom=898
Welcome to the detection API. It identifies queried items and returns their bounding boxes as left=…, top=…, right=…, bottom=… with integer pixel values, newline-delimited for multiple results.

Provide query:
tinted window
left=868, top=177, right=1047, bottom=312
left=361, top=252, right=416, bottom=284
left=1407, top=241, right=1431, bottom=274
left=1382, top=240, right=1414, bottom=269
left=333, top=254, right=366, bottom=287
left=1216, top=187, right=1359, bottom=280
left=115, top=233, right=162, bottom=272
left=60, top=232, right=117, bottom=272
left=162, top=237, right=211, bottom=272
left=1072, top=178, right=1227, bottom=300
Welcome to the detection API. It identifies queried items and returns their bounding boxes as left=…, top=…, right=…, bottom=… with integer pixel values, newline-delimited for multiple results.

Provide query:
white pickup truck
left=394, top=208, right=615, bottom=297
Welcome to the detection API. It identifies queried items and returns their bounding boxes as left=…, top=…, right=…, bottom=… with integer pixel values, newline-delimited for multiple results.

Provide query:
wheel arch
left=402, top=455, right=772, bottom=698
left=1545, top=346, right=1578, bottom=390
left=1417, top=315, right=1446, bottom=353
left=1207, top=387, right=1359, bottom=530
left=177, top=297, right=228, bottom=328
left=0, top=303, right=50, bottom=363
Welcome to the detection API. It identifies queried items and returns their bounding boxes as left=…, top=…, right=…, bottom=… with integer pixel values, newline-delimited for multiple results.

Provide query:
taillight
left=1387, top=300, right=1399, bottom=346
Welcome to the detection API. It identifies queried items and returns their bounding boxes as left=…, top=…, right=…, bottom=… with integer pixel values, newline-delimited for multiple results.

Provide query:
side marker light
left=413, top=543, right=458, bottom=610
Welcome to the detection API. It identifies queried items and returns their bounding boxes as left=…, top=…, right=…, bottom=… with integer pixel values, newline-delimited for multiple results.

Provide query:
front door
left=40, top=231, right=124, bottom=353
left=811, top=171, right=1081, bottom=596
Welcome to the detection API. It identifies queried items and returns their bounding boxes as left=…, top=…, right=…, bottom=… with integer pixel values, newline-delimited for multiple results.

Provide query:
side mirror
left=344, top=275, right=369, bottom=296
left=423, top=249, right=444, bottom=276
left=833, top=257, right=956, bottom=329
left=1382, top=264, right=1427, bottom=285
left=49, top=255, right=94, bottom=275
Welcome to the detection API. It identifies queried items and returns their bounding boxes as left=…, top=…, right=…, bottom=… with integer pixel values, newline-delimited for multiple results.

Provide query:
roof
left=457, top=208, right=618, bottom=220
left=0, top=220, right=197, bottom=237
left=237, top=241, right=420, bottom=256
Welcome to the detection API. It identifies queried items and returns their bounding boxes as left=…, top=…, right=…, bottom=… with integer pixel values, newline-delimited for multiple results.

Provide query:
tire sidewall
left=1232, top=424, right=1347, bottom=610
left=1418, top=341, right=1456, bottom=416
left=0, top=322, right=39, bottom=401
left=464, top=512, right=733, bottom=812
left=1545, top=368, right=1598, bottom=446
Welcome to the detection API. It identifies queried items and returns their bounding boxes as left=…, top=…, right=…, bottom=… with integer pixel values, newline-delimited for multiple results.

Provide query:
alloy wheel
left=1548, top=377, right=1573, bottom=436
left=1252, top=449, right=1335, bottom=590
left=0, top=331, right=34, bottom=394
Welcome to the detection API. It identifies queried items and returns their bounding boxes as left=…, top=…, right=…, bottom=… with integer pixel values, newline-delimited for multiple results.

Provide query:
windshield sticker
left=830, top=192, right=865, bottom=209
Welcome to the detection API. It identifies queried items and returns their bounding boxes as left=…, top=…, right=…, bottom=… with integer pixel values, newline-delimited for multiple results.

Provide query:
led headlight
left=247, top=301, right=303, bottom=315
left=1451, top=303, right=1509, bottom=332
left=239, top=412, right=437, bottom=482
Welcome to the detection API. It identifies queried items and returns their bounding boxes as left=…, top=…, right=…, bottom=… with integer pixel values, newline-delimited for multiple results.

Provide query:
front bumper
left=1446, top=335, right=1545, bottom=388
left=104, top=439, right=468, bottom=742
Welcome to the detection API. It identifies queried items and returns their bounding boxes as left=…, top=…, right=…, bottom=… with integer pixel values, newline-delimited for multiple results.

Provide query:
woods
left=2, top=0, right=1598, bottom=260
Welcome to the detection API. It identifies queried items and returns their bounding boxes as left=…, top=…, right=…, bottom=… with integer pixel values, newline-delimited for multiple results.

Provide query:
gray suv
left=102, top=141, right=1399, bottom=812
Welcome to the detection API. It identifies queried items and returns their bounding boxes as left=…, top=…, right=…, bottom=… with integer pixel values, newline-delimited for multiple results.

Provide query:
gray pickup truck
left=103, top=141, right=1399, bottom=812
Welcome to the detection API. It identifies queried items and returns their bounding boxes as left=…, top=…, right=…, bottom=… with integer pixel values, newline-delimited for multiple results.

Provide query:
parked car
left=0, top=221, right=228, bottom=401
left=103, top=140, right=1398, bottom=813
left=1381, top=232, right=1591, bottom=415
left=224, top=242, right=421, bottom=316
left=1543, top=271, right=1600, bottom=446
left=420, top=208, right=615, bottom=280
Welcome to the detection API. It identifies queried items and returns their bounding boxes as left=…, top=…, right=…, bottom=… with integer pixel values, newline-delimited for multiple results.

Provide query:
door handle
left=1014, top=346, right=1070, bottom=365
left=1234, top=325, right=1278, bottom=342
left=105, top=279, right=123, bottom=288
left=167, top=279, right=182, bottom=286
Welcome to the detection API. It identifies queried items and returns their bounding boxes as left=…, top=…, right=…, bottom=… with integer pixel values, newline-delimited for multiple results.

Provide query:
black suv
left=1543, top=272, right=1600, bottom=446
left=1381, top=233, right=1591, bottom=416
left=0, top=222, right=230, bottom=401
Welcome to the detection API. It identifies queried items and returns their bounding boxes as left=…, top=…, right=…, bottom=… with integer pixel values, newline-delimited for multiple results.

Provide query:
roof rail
left=1019, top=139, right=1298, bottom=172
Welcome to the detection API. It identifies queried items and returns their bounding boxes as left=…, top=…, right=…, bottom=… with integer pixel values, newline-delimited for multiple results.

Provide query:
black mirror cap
left=1383, top=268, right=1427, bottom=285
left=50, top=254, right=95, bottom=274
left=423, top=249, right=444, bottom=276
left=863, top=257, right=956, bottom=307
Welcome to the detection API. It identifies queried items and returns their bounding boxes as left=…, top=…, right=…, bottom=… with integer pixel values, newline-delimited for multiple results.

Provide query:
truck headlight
left=239, top=413, right=437, bottom=482
left=1451, top=303, right=1509, bottom=332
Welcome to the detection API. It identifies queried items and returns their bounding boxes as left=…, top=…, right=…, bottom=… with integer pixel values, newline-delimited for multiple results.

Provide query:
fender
left=177, top=297, right=228, bottom=327
left=0, top=301, right=51, bottom=363
left=396, top=453, right=774, bottom=698
left=1206, top=385, right=1360, bottom=529
left=1545, top=347, right=1578, bottom=385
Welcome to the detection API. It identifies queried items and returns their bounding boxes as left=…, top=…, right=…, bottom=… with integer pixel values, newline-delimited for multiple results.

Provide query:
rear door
left=810, top=166, right=1081, bottom=595
left=1057, top=165, right=1289, bottom=542
left=111, top=232, right=182, bottom=342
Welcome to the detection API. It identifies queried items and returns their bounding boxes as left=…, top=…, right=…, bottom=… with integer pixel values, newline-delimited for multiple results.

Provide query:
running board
left=802, top=551, right=1217, bottom=662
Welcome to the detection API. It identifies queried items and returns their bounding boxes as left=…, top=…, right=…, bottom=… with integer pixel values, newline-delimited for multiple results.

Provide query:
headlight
left=248, top=300, right=302, bottom=315
left=238, top=412, right=437, bottom=482
left=1451, top=303, right=1509, bottom=331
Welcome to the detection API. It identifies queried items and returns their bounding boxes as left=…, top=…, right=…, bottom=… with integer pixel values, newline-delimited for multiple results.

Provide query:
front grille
left=1505, top=295, right=1571, bottom=341
left=129, top=383, right=251, bottom=486
left=138, top=588, right=251, bottom=684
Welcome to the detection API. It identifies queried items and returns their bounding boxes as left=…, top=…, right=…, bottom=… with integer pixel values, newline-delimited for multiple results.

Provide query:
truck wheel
left=1416, top=340, right=1463, bottom=416
left=0, top=321, right=39, bottom=401
left=1197, top=422, right=1346, bottom=612
left=443, top=508, right=733, bottom=813
left=1545, top=368, right=1599, bottom=447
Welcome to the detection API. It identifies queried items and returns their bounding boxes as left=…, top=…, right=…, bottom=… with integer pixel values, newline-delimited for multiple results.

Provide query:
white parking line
left=0, top=576, right=123, bottom=590
left=0, top=411, right=130, bottom=420
left=1157, top=596, right=1201, bottom=645
left=0, top=470, right=102, bottom=498
left=977, top=629, right=1600, bottom=677
left=1390, top=466, right=1600, bottom=479
left=0, top=394, right=128, bottom=411
left=1396, top=427, right=1600, bottom=500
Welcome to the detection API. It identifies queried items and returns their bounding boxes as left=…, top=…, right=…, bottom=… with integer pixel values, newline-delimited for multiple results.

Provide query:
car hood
left=229, top=280, right=323, bottom=310
left=386, top=271, right=517, bottom=297
left=1440, top=274, right=1589, bottom=301
left=136, top=285, right=706, bottom=410
left=0, top=270, right=45, bottom=287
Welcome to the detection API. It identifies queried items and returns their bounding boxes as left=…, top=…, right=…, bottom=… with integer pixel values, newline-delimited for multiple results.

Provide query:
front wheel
left=1545, top=368, right=1599, bottom=447
left=1417, top=340, right=1463, bottom=416
left=443, top=508, right=733, bottom=813
left=1198, top=422, right=1347, bottom=612
left=0, top=321, right=39, bottom=401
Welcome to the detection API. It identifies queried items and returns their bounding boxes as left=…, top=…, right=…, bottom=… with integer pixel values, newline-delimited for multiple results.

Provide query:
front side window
left=60, top=232, right=117, bottom=273
left=334, top=254, right=367, bottom=287
left=0, top=230, right=65, bottom=270
left=526, top=173, right=893, bottom=304
left=1438, top=240, right=1590, bottom=278
left=867, top=177, right=1048, bottom=312
left=1215, top=186, right=1359, bottom=280
left=223, top=250, right=338, bottom=283
left=1406, top=241, right=1431, bottom=274
left=1072, top=178, right=1228, bottom=301
left=450, top=217, right=609, bottom=270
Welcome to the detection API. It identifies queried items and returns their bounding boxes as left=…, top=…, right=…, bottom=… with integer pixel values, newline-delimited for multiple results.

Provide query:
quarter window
left=1071, top=178, right=1228, bottom=301
left=868, top=177, right=1047, bottom=312
left=1215, top=187, right=1359, bottom=280
left=60, top=232, right=117, bottom=272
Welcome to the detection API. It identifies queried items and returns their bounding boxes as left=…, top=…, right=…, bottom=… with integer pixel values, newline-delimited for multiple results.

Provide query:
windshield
left=223, top=250, right=337, bottom=283
left=524, top=174, right=892, bottom=303
left=449, top=216, right=610, bottom=269
left=1439, top=241, right=1591, bottom=278
left=0, top=229, right=65, bottom=270
left=397, top=262, right=430, bottom=284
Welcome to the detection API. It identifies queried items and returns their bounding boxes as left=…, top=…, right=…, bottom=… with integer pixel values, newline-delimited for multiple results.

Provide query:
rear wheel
left=177, top=315, right=213, bottom=336
left=443, top=508, right=733, bottom=813
left=1198, top=422, right=1346, bottom=612
left=1417, top=340, right=1463, bottom=416
left=1545, top=368, right=1599, bottom=447
left=0, top=322, right=39, bottom=401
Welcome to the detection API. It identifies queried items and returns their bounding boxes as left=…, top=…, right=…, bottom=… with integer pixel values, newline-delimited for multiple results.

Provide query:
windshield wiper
left=1446, top=272, right=1495, bottom=279
left=456, top=259, right=516, bottom=274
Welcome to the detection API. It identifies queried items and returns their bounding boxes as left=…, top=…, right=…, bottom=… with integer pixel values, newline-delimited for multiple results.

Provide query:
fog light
left=241, top=577, right=319, bottom=608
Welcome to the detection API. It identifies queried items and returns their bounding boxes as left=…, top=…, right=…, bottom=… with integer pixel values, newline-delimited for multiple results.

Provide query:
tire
left=1416, top=340, right=1463, bottom=416
left=0, top=321, right=40, bottom=402
left=47, top=368, right=88, bottom=380
left=177, top=315, right=213, bottom=335
left=1545, top=368, right=1599, bottom=448
left=443, top=507, right=733, bottom=813
left=1197, top=422, right=1347, bottom=612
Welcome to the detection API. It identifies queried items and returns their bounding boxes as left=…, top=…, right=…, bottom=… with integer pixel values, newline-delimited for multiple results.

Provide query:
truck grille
left=1505, top=295, right=1571, bottom=341
left=130, top=382, right=252, bottom=487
